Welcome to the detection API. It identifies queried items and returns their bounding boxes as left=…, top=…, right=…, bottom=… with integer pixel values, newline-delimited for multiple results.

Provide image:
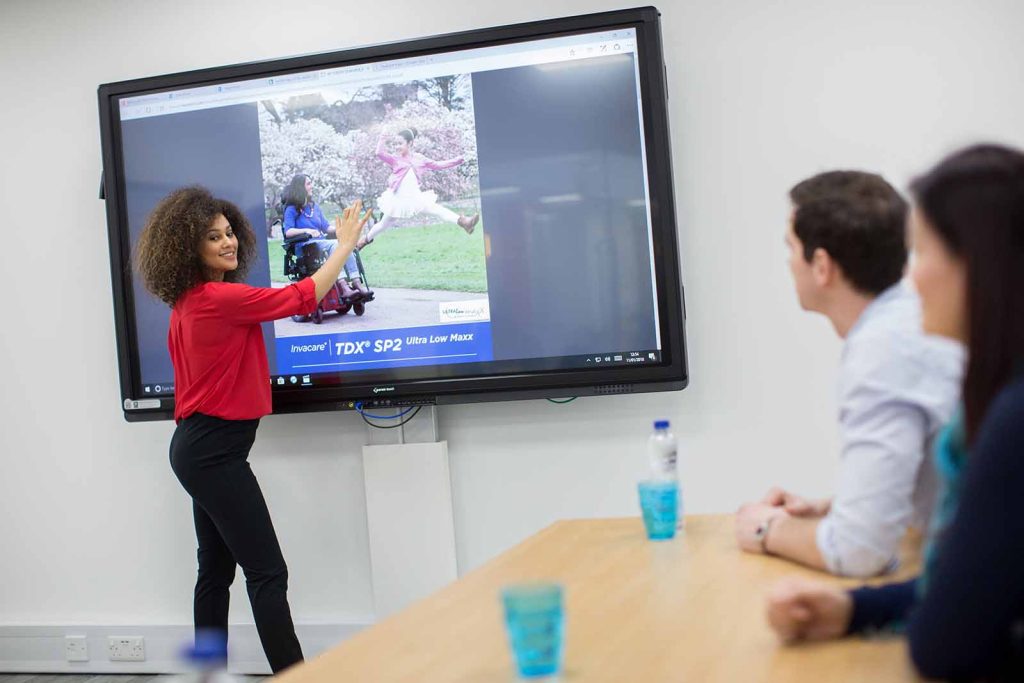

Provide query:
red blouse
left=168, top=278, right=317, bottom=422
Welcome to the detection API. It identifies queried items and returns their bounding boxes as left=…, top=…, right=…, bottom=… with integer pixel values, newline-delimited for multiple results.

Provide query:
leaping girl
left=357, top=127, right=480, bottom=249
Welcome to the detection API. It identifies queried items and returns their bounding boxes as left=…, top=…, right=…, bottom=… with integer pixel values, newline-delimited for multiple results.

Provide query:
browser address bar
left=120, top=39, right=636, bottom=120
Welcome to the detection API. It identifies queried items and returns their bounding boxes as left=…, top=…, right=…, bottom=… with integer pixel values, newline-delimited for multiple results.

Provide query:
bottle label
left=655, top=449, right=676, bottom=476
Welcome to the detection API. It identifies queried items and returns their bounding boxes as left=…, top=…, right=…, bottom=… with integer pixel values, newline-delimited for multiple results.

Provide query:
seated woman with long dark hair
left=282, top=173, right=371, bottom=301
left=765, top=144, right=1024, bottom=682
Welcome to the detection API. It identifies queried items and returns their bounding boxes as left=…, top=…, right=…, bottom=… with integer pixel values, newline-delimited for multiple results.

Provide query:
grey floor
left=0, top=677, right=267, bottom=683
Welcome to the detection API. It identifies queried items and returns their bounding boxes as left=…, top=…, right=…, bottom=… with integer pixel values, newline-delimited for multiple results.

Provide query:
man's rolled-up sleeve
left=816, top=380, right=929, bottom=577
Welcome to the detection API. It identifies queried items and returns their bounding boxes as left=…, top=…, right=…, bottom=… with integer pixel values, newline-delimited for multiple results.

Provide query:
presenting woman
left=765, top=145, right=1024, bottom=681
left=282, top=173, right=371, bottom=300
left=357, top=127, right=480, bottom=248
left=134, top=186, right=370, bottom=673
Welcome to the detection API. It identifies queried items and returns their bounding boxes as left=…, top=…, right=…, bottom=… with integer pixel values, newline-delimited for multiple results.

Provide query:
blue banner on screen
left=275, top=322, right=493, bottom=373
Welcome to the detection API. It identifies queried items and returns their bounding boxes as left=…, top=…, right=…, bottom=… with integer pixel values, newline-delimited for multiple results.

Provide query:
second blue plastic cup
left=501, top=582, right=564, bottom=678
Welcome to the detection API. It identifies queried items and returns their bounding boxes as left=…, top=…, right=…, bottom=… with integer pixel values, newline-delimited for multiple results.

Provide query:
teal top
left=918, top=407, right=968, bottom=598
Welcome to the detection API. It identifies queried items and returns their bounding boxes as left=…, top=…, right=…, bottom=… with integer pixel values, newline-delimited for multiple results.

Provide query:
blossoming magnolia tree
left=260, top=77, right=479, bottom=231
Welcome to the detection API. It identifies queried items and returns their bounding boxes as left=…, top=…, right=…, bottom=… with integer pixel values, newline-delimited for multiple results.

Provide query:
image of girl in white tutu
left=357, top=127, right=480, bottom=249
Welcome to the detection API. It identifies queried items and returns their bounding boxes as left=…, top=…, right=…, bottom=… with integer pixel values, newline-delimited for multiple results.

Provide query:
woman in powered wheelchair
left=279, top=174, right=374, bottom=323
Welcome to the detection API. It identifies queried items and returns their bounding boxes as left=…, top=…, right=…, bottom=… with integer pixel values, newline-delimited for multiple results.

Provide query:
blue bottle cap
left=654, top=420, right=670, bottom=429
left=183, top=628, right=228, bottom=664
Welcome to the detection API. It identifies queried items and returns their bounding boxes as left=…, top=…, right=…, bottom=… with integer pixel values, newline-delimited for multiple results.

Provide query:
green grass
left=266, top=221, right=487, bottom=292
left=267, top=239, right=288, bottom=284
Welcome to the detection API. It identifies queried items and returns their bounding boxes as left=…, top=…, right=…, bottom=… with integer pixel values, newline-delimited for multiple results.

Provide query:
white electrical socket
left=65, top=635, right=89, bottom=662
left=108, top=635, right=145, bottom=661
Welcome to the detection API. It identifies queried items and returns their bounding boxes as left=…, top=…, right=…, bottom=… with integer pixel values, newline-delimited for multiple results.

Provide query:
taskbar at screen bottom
left=269, top=349, right=664, bottom=389
left=140, top=382, right=175, bottom=396
left=139, top=350, right=664, bottom=396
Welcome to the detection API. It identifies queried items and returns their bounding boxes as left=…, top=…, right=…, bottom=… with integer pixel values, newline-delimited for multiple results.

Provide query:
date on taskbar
left=580, top=350, right=661, bottom=367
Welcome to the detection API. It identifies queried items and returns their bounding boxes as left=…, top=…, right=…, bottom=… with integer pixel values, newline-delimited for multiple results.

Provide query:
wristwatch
left=754, top=515, right=777, bottom=554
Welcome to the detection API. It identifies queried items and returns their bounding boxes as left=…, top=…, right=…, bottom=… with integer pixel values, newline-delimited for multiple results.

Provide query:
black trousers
left=169, top=413, right=304, bottom=673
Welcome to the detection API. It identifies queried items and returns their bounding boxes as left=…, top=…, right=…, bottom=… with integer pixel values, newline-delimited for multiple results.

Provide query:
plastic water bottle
left=648, top=420, right=677, bottom=481
left=648, top=420, right=682, bottom=529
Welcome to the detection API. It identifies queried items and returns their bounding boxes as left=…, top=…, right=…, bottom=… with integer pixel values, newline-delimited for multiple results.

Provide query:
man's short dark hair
left=789, top=171, right=909, bottom=295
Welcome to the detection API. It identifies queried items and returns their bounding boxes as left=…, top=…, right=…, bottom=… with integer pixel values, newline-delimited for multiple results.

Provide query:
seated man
left=734, top=171, right=962, bottom=577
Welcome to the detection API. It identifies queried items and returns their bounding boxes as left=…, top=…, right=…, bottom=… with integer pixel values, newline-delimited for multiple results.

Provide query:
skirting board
left=0, top=622, right=371, bottom=675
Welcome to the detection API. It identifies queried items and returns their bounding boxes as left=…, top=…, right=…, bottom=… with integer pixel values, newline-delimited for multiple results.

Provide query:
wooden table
left=278, top=515, right=923, bottom=682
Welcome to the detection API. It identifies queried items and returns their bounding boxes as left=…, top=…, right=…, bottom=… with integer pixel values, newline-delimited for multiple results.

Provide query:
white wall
left=2, top=0, right=1023, bottom=670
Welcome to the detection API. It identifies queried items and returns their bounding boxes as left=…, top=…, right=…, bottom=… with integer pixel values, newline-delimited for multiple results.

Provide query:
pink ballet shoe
left=457, top=213, right=480, bottom=235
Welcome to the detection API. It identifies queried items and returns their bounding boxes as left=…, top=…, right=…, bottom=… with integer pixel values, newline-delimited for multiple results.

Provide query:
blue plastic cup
left=501, top=582, right=564, bottom=678
left=638, top=480, right=678, bottom=540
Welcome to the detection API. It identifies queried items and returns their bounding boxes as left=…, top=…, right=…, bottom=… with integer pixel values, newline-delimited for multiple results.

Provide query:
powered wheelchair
left=281, top=234, right=374, bottom=324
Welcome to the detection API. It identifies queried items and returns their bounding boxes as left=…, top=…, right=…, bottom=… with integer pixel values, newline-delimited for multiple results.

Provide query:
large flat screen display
left=98, top=6, right=687, bottom=420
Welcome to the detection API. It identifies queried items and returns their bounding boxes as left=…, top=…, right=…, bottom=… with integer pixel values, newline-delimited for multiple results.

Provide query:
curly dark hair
left=789, top=171, right=908, bottom=295
left=134, top=186, right=257, bottom=306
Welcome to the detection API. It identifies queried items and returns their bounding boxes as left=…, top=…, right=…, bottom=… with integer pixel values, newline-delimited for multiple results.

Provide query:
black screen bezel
left=98, top=5, right=687, bottom=421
